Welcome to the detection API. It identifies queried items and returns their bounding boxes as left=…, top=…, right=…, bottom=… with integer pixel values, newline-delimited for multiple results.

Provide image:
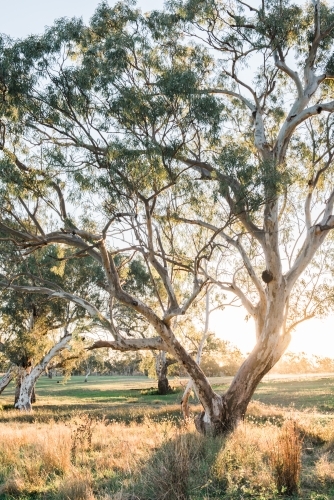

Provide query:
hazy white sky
left=1, top=0, right=333, bottom=357
left=0, top=0, right=164, bottom=39
left=210, top=307, right=334, bottom=358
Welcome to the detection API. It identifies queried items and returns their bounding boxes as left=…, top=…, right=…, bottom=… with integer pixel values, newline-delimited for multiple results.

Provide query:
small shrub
left=0, top=472, right=25, bottom=497
left=268, top=419, right=302, bottom=496
left=213, top=423, right=274, bottom=496
left=315, top=454, right=334, bottom=485
left=297, top=416, right=334, bottom=446
left=69, top=415, right=97, bottom=464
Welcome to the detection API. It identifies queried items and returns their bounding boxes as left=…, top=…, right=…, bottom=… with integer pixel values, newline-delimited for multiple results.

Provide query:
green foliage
left=0, top=243, right=103, bottom=371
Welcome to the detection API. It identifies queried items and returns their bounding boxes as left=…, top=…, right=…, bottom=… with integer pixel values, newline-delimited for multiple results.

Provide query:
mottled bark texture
left=14, top=372, right=36, bottom=411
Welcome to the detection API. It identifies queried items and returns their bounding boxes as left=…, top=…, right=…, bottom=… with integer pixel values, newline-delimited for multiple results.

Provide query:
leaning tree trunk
left=193, top=285, right=290, bottom=435
left=15, top=333, right=72, bottom=411
left=84, top=369, right=91, bottom=382
left=0, top=365, right=14, bottom=394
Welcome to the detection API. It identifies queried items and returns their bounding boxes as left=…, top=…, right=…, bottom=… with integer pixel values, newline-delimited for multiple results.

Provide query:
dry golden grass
left=315, top=454, right=334, bottom=485
left=268, top=420, right=302, bottom=495
left=0, top=415, right=180, bottom=498
left=57, top=472, right=95, bottom=500
left=0, top=472, right=25, bottom=497
left=0, top=408, right=334, bottom=498
left=213, top=421, right=276, bottom=496
left=138, top=427, right=212, bottom=500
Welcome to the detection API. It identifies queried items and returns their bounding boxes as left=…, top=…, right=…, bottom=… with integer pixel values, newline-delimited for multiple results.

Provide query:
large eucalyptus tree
left=1, top=0, right=334, bottom=432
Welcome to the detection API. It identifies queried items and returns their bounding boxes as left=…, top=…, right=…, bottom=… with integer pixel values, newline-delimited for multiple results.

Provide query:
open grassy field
left=1, top=374, right=334, bottom=499
left=2, top=373, right=334, bottom=423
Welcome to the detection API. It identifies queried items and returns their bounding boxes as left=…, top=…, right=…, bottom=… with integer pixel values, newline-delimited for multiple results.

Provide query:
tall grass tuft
left=69, top=414, right=96, bottom=464
left=139, top=427, right=208, bottom=500
left=268, top=419, right=302, bottom=496
left=315, top=454, right=334, bottom=485
left=57, top=472, right=95, bottom=500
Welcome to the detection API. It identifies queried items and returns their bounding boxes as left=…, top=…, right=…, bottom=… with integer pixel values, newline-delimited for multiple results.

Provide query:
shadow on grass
left=0, top=402, right=192, bottom=425
left=100, top=427, right=225, bottom=500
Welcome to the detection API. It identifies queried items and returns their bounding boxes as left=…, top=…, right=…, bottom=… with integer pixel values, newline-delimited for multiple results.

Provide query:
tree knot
left=262, top=269, right=273, bottom=283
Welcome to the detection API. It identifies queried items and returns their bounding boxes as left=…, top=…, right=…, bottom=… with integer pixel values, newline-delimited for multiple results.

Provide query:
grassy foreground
left=1, top=375, right=334, bottom=499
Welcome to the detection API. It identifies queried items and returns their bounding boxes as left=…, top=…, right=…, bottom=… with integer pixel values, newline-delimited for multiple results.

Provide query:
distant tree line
left=270, top=352, right=334, bottom=375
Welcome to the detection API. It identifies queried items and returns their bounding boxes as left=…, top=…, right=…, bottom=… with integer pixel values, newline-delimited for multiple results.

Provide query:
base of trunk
left=194, top=411, right=236, bottom=435
left=158, top=377, right=171, bottom=395
left=194, top=395, right=246, bottom=436
left=15, top=401, right=32, bottom=411
left=14, top=379, right=35, bottom=412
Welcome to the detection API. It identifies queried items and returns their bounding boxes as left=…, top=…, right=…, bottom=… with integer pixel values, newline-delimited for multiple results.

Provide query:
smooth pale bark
left=156, top=353, right=170, bottom=395
left=14, top=377, right=21, bottom=406
left=15, top=334, right=72, bottom=411
left=84, top=369, right=91, bottom=382
left=0, top=366, right=14, bottom=394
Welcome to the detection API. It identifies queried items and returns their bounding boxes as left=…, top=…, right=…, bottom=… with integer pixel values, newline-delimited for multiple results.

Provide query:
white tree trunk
left=0, top=365, right=14, bottom=394
left=84, top=369, right=91, bottom=382
left=15, top=333, right=72, bottom=411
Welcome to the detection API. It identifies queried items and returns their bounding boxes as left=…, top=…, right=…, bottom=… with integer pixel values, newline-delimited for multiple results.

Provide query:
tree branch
left=87, top=337, right=171, bottom=353
left=274, top=52, right=303, bottom=99
left=204, top=88, right=255, bottom=111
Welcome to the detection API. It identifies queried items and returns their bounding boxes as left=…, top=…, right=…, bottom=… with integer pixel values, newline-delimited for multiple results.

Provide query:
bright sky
left=1, top=0, right=333, bottom=357
left=210, top=308, right=334, bottom=358
left=0, top=0, right=162, bottom=39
